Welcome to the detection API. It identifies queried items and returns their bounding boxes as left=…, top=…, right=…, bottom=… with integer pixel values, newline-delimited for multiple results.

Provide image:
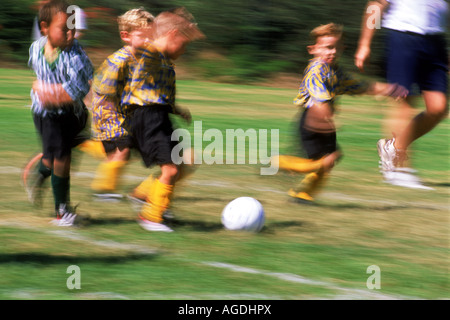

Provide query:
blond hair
left=118, top=8, right=154, bottom=33
left=310, top=23, right=343, bottom=43
left=154, top=7, right=205, bottom=41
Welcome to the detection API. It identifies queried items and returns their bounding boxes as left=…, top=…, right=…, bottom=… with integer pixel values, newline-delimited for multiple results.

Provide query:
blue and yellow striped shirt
left=294, top=59, right=368, bottom=109
left=128, top=42, right=176, bottom=108
left=91, top=46, right=140, bottom=141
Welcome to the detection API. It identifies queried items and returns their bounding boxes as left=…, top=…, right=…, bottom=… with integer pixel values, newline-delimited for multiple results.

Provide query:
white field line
left=0, top=220, right=417, bottom=300
left=201, top=262, right=415, bottom=300
left=2, top=166, right=448, bottom=211
left=4, top=288, right=287, bottom=300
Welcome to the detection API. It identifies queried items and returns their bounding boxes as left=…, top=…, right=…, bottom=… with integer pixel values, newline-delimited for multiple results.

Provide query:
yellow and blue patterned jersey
left=127, top=42, right=176, bottom=108
left=294, top=59, right=368, bottom=108
left=91, top=46, right=139, bottom=141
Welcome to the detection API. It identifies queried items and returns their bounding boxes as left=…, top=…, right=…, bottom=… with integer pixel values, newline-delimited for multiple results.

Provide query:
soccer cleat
left=383, top=169, right=434, bottom=190
left=22, top=152, right=47, bottom=207
left=92, top=193, right=124, bottom=202
left=51, top=204, right=79, bottom=227
left=377, top=138, right=396, bottom=172
left=288, top=189, right=315, bottom=205
left=137, top=215, right=173, bottom=232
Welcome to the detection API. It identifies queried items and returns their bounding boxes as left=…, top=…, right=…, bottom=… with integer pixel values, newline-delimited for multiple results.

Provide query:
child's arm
left=36, top=47, right=93, bottom=108
left=365, top=82, right=408, bottom=99
left=172, top=104, right=192, bottom=124
left=32, top=81, right=77, bottom=107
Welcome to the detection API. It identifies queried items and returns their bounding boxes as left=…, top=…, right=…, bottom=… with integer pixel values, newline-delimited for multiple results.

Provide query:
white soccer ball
left=221, top=197, right=265, bottom=232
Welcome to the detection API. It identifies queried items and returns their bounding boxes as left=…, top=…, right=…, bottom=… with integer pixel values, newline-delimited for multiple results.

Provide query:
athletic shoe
left=383, top=169, right=434, bottom=190
left=137, top=215, right=173, bottom=232
left=92, top=193, right=124, bottom=202
left=288, top=189, right=315, bottom=205
left=22, top=153, right=46, bottom=206
left=377, top=138, right=396, bottom=172
left=51, top=204, right=79, bottom=227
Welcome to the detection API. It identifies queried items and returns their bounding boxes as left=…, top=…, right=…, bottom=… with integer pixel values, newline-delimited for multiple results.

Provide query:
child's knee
left=322, top=151, right=341, bottom=172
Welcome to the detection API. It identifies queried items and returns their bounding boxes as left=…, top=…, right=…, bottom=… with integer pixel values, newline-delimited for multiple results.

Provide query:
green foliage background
left=0, top=0, right=391, bottom=80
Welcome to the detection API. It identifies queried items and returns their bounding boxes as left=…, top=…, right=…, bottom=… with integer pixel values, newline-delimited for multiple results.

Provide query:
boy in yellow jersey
left=275, top=23, right=408, bottom=204
left=89, top=8, right=155, bottom=201
left=129, top=8, right=204, bottom=232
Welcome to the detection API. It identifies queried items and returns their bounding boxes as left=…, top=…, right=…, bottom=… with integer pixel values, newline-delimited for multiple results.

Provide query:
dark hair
left=38, top=0, right=70, bottom=26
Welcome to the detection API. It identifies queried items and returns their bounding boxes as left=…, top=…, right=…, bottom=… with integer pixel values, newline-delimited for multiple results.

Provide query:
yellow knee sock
left=77, top=140, right=106, bottom=160
left=141, top=179, right=173, bottom=223
left=91, top=160, right=127, bottom=193
left=276, top=155, right=323, bottom=174
left=132, top=174, right=155, bottom=200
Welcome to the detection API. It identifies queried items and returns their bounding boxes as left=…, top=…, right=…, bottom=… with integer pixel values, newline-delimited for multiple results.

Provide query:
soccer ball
left=221, top=197, right=265, bottom=232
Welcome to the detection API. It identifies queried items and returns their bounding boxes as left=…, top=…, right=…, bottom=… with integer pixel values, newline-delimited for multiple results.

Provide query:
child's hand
left=32, top=80, right=73, bottom=108
left=32, top=80, right=44, bottom=99
left=32, top=80, right=52, bottom=108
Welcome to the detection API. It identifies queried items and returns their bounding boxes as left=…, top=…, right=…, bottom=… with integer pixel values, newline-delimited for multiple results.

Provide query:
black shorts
left=102, top=136, right=134, bottom=154
left=33, top=108, right=88, bottom=160
left=299, top=108, right=338, bottom=160
left=130, top=105, right=177, bottom=168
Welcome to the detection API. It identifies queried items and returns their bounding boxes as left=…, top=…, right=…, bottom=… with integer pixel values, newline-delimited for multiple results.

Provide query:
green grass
left=0, top=67, right=448, bottom=300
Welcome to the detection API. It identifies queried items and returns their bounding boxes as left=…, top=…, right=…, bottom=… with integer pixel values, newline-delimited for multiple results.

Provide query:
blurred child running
left=128, top=8, right=205, bottom=232
left=275, top=23, right=408, bottom=204
left=89, top=8, right=155, bottom=202
left=27, top=0, right=93, bottom=226
left=23, top=0, right=105, bottom=208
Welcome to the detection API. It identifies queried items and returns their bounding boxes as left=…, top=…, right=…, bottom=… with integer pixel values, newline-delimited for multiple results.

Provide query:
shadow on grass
left=167, top=217, right=310, bottom=234
left=262, top=220, right=310, bottom=234
left=0, top=252, right=157, bottom=265
left=82, top=217, right=137, bottom=226
left=168, top=218, right=224, bottom=232
left=287, top=197, right=442, bottom=211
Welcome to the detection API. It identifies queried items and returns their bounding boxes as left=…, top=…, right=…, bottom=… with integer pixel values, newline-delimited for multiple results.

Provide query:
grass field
left=0, top=67, right=448, bottom=301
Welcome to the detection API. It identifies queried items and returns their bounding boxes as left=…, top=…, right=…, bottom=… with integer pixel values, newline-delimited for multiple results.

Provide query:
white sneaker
left=51, top=204, right=78, bottom=227
left=383, top=169, right=434, bottom=190
left=377, top=138, right=396, bottom=172
left=138, top=216, right=173, bottom=232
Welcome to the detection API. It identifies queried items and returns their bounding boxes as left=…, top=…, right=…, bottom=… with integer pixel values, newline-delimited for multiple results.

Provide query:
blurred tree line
left=1, top=0, right=393, bottom=81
